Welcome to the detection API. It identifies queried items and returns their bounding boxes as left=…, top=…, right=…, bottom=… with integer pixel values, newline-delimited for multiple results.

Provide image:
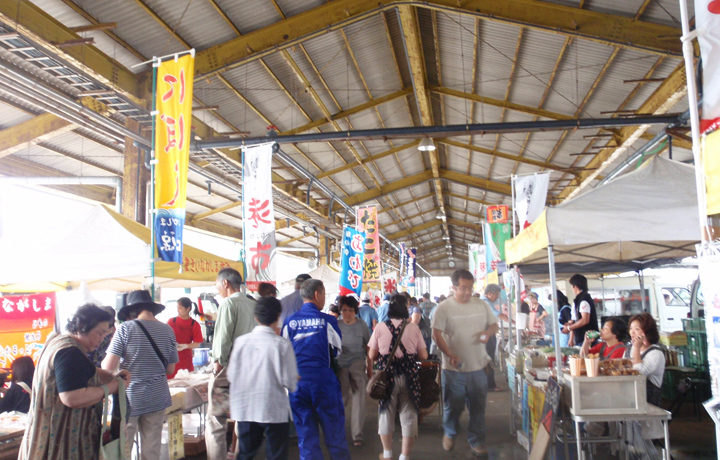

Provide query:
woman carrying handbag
left=368, top=294, right=428, bottom=460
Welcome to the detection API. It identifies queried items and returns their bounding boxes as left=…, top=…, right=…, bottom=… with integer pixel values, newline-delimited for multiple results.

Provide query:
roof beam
left=0, top=155, right=115, bottom=204
left=439, top=139, right=570, bottom=173
left=439, top=170, right=512, bottom=196
left=191, top=0, right=681, bottom=79
left=281, top=88, right=412, bottom=136
left=378, top=192, right=434, bottom=214
left=387, top=219, right=441, bottom=240
left=398, top=5, right=450, bottom=242
left=0, top=0, right=142, bottom=103
left=0, top=113, right=74, bottom=159
left=345, top=168, right=511, bottom=206
left=558, top=63, right=687, bottom=200
left=345, top=170, right=434, bottom=206
left=432, top=87, right=572, bottom=121
left=318, top=141, right=419, bottom=179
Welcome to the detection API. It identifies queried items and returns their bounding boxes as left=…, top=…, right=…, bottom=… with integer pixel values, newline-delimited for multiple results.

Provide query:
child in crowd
left=227, top=297, right=299, bottom=460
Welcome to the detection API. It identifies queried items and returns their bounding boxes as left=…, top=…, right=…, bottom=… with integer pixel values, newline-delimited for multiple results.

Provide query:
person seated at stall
left=0, top=356, right=34, bottom=413
left=628, top=312, right=666, bottom=441
left=580, top=317, right=627, bottom=360
left=167, top=297, right=204, bottom=378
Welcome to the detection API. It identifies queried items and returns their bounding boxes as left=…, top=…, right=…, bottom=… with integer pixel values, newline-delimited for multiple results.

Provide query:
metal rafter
left=190, top=0, right=683, bottom=80
left=549, top=55, right=668, bottom=195
left=337, top=27, right=416, bottom=237
left=0, top=113, right=74, bottom=158
left=558, top=63, right=687, bottom=201
left=398, top=5, right=450, bottom=242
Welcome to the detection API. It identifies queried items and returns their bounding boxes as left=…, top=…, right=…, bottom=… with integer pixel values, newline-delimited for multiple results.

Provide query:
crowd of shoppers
left=8, top=265, right=672, bottom=460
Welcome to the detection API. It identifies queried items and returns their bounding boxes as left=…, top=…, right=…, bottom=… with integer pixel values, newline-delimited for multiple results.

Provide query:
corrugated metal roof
left=0, top=0, right=696, bottom=272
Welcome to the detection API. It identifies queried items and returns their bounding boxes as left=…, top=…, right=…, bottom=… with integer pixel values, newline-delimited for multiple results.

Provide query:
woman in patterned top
left=19, top=304, right=130, bottom=460
left=368, top=294, right=428, bottom=460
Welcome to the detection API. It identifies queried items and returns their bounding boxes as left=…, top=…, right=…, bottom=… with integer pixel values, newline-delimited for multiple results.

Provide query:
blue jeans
left=442, top=369, right=488, bottom=447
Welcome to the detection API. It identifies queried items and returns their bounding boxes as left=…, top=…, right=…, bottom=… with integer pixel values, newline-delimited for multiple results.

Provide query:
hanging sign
left=242, top=143, right=277, bottom=291
left=356, top=206, right=381, bottom=285
left=154, top=53, right=195, bottom=264
left=468, top=243, right=487, bottom=282
left=513, top=173, right=550, bottom=230
left=339, top=226, right=366, bottom=297
left=403, top=247, right=417, bottom=288
left=486, top=205, right=509, bottom=224
left=0, top=292, right=56, bottom=368
left=485, top=222, right=512, bottom=273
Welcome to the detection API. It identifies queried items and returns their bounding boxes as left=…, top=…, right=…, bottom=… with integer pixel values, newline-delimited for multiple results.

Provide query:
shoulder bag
left=134, top=320, right=168, bottom=369
left=367, top=320, right=408, bottom=400
left=99, top=379, right=129, bottom=460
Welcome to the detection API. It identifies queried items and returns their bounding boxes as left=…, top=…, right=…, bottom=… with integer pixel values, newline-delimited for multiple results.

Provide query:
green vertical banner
left=485, top=222, right=512, bottom=273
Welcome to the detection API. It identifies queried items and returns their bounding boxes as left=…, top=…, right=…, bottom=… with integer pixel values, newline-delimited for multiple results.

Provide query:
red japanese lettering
left=247, top=198, right=271, bottom=228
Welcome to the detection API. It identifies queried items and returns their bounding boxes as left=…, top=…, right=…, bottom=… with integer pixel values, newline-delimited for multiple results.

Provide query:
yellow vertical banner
left=154, top=54, right=194, bottom=263
left=356, top=206, right=381, bottom=287
left=704, top=130, right=720, bottom=215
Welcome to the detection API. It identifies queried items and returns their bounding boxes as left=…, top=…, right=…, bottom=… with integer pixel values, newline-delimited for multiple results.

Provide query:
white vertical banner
left=468, top=243, right=487, bottom=282
left=696, top=0, right=720, bottom=134
left=512, top=173, right=550, bottom=230
left=242, top=142, right=277, bottom=291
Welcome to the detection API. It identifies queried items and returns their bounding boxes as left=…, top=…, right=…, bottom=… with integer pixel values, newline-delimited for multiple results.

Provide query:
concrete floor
left=189, top=384, right=717, bottom=459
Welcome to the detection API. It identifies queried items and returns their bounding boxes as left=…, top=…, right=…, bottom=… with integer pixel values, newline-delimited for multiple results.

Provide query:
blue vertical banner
left=403, top=247, right=417, bottom=288
left=339, top=226, right=366, bottom=297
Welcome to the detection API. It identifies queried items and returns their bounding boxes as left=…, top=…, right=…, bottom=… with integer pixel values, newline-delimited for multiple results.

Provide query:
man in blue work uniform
left=283, top=279, right=351, bottom=460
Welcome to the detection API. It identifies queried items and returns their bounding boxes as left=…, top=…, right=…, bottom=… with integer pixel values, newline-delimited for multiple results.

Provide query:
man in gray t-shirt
left=432, top=270, right=498, bottom=457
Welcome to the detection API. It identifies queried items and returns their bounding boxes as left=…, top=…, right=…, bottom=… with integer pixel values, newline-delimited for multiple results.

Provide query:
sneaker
left=470, top=444, right=488, bottom=457
left=378, top=453, right=391, bottom=460
left=442, top=435, right=455, bottom=451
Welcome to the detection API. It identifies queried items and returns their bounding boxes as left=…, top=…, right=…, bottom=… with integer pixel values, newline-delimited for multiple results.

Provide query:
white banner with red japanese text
left=242, top=143, right=277, bottom=291
left=697, top=0, right=720, bottom=134
left=356, top=206, right=381, bottom=286
left=512, top=173, right=550, bottom=230
left=0, top=292, right=56, bottom=368
left=339, top=226, right=366, bottom=297
left=154, top=53, right=194, bottom=264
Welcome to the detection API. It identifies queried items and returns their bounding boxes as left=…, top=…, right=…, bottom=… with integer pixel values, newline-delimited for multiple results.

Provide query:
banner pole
left=511, top=175, right=517, bottom=238
left=678, top=0, right=710, bottom=237
left=149, top=57, right=159, bottom=299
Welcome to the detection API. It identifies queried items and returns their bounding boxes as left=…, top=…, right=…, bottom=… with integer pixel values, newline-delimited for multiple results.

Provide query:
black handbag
left=367, top=320, right=408, bottom=400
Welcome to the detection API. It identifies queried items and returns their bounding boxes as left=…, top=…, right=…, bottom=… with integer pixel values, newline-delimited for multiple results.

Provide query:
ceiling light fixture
left=418, top=137, right=436, bottom=152
left=436, top=214, right=446, bottom=221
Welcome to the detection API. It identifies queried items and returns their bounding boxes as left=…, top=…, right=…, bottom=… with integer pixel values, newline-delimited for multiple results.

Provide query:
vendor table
left=0, top=429, right=23, bottom=460
left=570, top=404, right=671, bottom=460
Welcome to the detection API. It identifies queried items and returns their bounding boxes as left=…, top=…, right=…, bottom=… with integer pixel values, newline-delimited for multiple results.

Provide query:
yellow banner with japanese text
left=704, top=130, right=720, bottom=215
left=154, top=54, right=194, bottom=263
left=357, top=206, right=381, bottom=285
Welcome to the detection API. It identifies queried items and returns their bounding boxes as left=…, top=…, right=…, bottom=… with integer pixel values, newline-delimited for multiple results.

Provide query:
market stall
left=506, top=156, right=700, bottom=374
left=0, top=203, right=244, bottom=291
left=504, top=157, right=698, bottom=456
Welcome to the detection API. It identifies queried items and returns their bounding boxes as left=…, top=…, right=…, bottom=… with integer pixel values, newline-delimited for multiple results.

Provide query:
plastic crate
left=562, top=374, right=647, bottom=415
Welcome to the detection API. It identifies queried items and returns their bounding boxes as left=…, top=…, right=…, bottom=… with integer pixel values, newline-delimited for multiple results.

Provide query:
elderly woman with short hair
left=19, top=304, right=130, bottom=460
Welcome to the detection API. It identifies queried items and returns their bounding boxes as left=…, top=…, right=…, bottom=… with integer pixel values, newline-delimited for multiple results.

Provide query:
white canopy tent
left=0, top=198, right=244, bottom=291
left=505, top=156, right=701, bottom=375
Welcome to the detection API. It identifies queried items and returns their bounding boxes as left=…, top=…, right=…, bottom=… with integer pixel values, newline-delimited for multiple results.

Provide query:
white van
left=586, top=275, right=691, bottom=332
